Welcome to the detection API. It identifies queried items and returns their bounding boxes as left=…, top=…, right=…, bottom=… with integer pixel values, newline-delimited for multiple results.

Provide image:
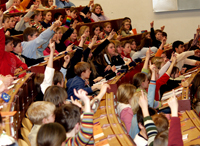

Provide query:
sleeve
left=20, top=0, right=31, bottom=10
left=0, top=4, right=6, bottom=12
left=168, top=117, right=184, bottom=146
left=184, top=58, right=197, bottom=66
left=0, top=28, right=5, bottom=60
left=159, top=61, right=171, bottom=78
left=104, top=54, right=111, bottom=65
left=40, top=66, right=55, bottom=94
left=141, top=68, right=149, bottom=75
left=144, top=116, right=158, bottom=146
left=22, top=28, right=54, bottom=58
left=6, top=0, right=14, bottom=10
left=129, top=114, right=140, bottom=139
left=13, top=54, right=28, bottom=70
left=23, top=55, right=44, bottom=67
left=120, top=108, right=133, bottom=133
left=150, top=27, right=156, bottom=42
left=81, top=6, right=90, bottom=15
left=92, top=39, right=110, bottom=57
left=60, top=67, right=67, bottom=81
left=121, top=31, right=128, bottom=37
left=156, top=73, right=169, bottom=90
left=91, top=13, right=100, bottom=22
left=65, top=112, right=94, bottom=146
left=176, top=51, right=195, bottom=62
left=83, top=47, right=91, bottom=62
left=148, top=81, right=156, bottom=108
left=155, top=49, right=163, bottom=57
left=60, top=27, right=73, bottom=44
left=64, top=16, right=72, bottom=28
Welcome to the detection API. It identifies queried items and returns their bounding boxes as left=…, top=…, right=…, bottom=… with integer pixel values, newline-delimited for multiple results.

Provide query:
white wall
left=73, top=0, right=200, bottom=43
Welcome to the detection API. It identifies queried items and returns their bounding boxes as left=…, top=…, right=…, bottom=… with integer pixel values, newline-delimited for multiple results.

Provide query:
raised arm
left=142, top=48, right=152, bottom=74
left=150, top=21, right=156, bottom=41
left=6, top=0, right=14, bottom=10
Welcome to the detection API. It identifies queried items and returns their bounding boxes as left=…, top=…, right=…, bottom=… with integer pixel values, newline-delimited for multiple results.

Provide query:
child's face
left=155, top=32, right=162, bottom=41
left=9, top=17, right=16, bottom=29
left=131, top=41, right=136, bottom=51
left=56, top=29, right=63, bottom=40
left=94, top=27, right=100, bottom=36
left=45, top=113, right=55, bottom=123
left=104, top=24, right=111, bottom=33
left=174, top=70, right=179, bottom=78
left=34, top=0, right=41, bottom=5
left=48, top=0, right=53, bottom=6
left=13, top=43, right=23, bottom=53
left=176, top=44, right=185, bottom=53
left=123, top=43, right=131, bottom=55
left=84, top=28, right=90, bottom=37
left=45, top=12, right=52, bottom=22
left=70, top=29, right=77, bottom=40
left=95, top=6, right=101, bottom=14
left=5, top=41, right=14, bottom=52
left=71, top=11, right=77, bottom=19
left=116, top=45, right=123, bottom=54
left=86, top=12, right=91, bottom=19
left=36, top=12, right=42, bottom=21
left=28, top=32, right=39, bottom=41
left=13, top=0, right=20, bottom=6
left=82, top=68, right=91, bottom=79
left=3, top=18, right=10, bottom=29
left=124, top=22, right=130, bottom=30
left=142, top=77, right=149, bottom=89
left=145, top=33, right=151, bottom=39
left=107, top=43, right=116, bottom=57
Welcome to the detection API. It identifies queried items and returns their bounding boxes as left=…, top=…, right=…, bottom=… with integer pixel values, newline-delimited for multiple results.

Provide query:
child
left=123, top=17, right=132, bottom=31
left=42, top=0, right=57, bottom=9
left=67, top=62, right=102, bottom=100
left=27, top=101, right=56, bottom=146
left=78, top=25, right=90, bottom=44
left=55, top=0, right=75, bottom=8
left=65, top=29, right=79, bottom=47
left=31, top=0, right=56, bottom=10
left=55, top=89, right=94, bottom=145
left=63, top=7, right=78, bottom=28
left=3, top=15, right=11, bottom=35
left=80, top=0, right=94, bottom=23
left=103, top=22, right=112, bottom=37
left=11, top=0, right=30, bottom=12
left=30, top=10, right=45, bottom=32
left=0, top=19, right=28, bottom=76
left=92, top=24, right=104, bottom=41
left=41, top=10, right=52, bottom=28
left=36, top=123, right=66, bottom=146
left=6, top=15, right=23, bottom=36
left=118, top=20, right=132, bottom=37
left=91, top=3, right=109, bottom=22
left=121, top=40, right=132, bottom=61
left=129, top=39, right=137, bottom=56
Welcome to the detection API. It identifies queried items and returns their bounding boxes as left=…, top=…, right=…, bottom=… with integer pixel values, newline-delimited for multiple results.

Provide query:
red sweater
left=0, top=28, right=28, bottom=76
left=168, top=117, right=183, bottom=146
left=121, top=51, right=133, bottom=61
left=155, top=73, right=169, bottom=101
left=0, top=4, right=6, bottom=12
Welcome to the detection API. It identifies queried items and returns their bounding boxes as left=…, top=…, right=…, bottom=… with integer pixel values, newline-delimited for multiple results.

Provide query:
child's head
left=5, top=35, right=14, bottom=52
left=122, top=40, right=131, bottom=55
left=33, top=0, right=41, bottom=6
left=43, top=10, right=52, bottom=22
left=142, top=32, right=151, bottom=39
left=170, top=66, right=179, bottom=79
left=152, top=113, right=169, bottom=133
left=151, top=57, right=164, bottom=70
left=130, top=91, right=142, bottom=114
left=172, top=40, right=184, bottom=53
left=92, top=24, right=101, bottom=36
left=54, top=104, right=81, bottom=133
left=129, top=39, right=137, bottom=51
left=92, top=4, right=103, bottom=15
left=153, top=130, right=168, bottom=146
left=66, top=7, right=78, bottom=19
left=74, top=62, right=91, bottom=79
left=48, top=0, right=54, bottom=7
left=115, top=40, right=123, bottom=54
left=105, top=41, right=116, bottom=57
left=120, top=20, right=130, bottom=32
left=70, top=29, right=77, bottom=41
left=79, top=26, right=90, bottom=38
left=43, top=86, right=68, bottom=107
left=13, top=0, right=21, bottom=6
left=161, top=52, right=169, bottom=63
left=9, top=16, right=16, bottom=29
left=133, top=73, right=149, bottom=89
left=33, top=10, right=43, bottom=22
left=37, top=123, right=66, bottom=146
left=13, top=37, right=22, bottom=54
left=155, top=29, right=163, bottom=41
left=54, top=27, right=63, bottom=40
left=117, top=83, right=136, bottom=104
left=103, top=22, right=112, bottom=33
left=53, top=71, right=64, bottom=87
left=23, top=27, right=39, bottom=41
left=123, top=17, right=131, bottom=24
left=3, top=15, right=10, bottom=30
left=54, top=12, right=63, bottom=22
left=27, top=101, right=56, bottom=125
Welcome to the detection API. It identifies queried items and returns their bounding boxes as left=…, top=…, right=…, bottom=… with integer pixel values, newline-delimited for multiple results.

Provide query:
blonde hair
left=152, top=113, right=169, bottom=133
left=151, top=57, right=164, bottom=69
left=79, top=26, right=90, bottom=40
left=117, top=84, right=136, bottom=104
left=91, top=4, right=103, bottom=14
left=130, top=91, right=143, bottom=114
left=103, top=22, right=111, bottom=28
left=27, top=101, right=56, bottom=125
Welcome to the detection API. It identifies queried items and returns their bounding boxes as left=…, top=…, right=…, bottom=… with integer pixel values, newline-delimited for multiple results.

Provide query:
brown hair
left=118, top=19, right=130, bottom=35
left=3, top=15, right=10, bottom=23
left=54, top=104, right=81, bottom=133
left=37, top=123, right=66, bottom=146
left=53, top=71, right=63, bottom=85
left=117, top=84, right=136, bottom=104
left=155, top=29, right=163, bottom=35
left=103, top=22, right=111, bottom=28
left=137, top=38, right=152, bottom=51
left=5, top=35, right=13, bottom=45
left=23, top=27, right=38, bottom=41
left=74, top=62, right=90, bottom=77
left=151, top=57, right=164, bottom=70
left=91, top=4, right=103, bottom=14
left=13, top=37, right=22, bottom=47
left=32, top=10, right=42, bottom=19
left=43, top=10, right=52, bottom=17
left=79, top=26, right=90, bottom=38
left=153, top=130, right=168, bottom=146
left=152, top=113, right=169, bottom=133
left=43, top=86, right=68, bottom=107
left=104, top=41, right=115, bottom=61
left=69, top=7, right=78, bottom=13
left=142, top=32, right=150, bottom=39
left=133, top=73, right=147, bottom=88
left=130, top=91, right=142, bottom=114
left=121, top=40, right=131, bottom=48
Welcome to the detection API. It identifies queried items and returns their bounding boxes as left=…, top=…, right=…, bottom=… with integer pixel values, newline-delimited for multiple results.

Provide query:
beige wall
left=73, top=0, right=200, bottom=43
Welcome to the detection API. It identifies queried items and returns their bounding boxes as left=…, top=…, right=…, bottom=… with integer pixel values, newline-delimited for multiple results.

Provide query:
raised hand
left=73, top=89, right=89, bottom=103
left=168, top=89, right=178, bottom=117
left=149, top=61, right=156, bottom=72
left=72, top=20, right=78, bottom=29
left=146, top=47, right=153, bottom=59
left=66, top=43, right=73, bottom=52
left=31, top=4, right=39, bottom=11
left=150, top=21, right=154, bottom=28
left=138, top=90, right=149, bottom=117
left=107, top=29, right=116, bottom=40
left=70, top=96, right=82, bottom=109
left=49, top=39, right=55, bottom=52
left=161, top=25, right=165, bottom=31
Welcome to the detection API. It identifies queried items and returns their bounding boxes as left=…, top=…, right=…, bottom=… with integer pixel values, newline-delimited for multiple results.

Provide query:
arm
left=184, top=58, right=198, bottom=66
left=176, top=51, right=195, bottom=62
left=150, top=21, right=156, bottom=42
left=20, top=0, right=31, bottom=10
left=142, top=48, right=151, bottom=74
left=14, top=54, right=28, bottom=70
left=23, top=55, right=44, bottom=67
left=60, top=27, right=74, bottom=44
left=6, top=0, right=14, bottom=10
left=60, top=55, right=70, bottom=82
left=159, top=61, right=171, bottom=78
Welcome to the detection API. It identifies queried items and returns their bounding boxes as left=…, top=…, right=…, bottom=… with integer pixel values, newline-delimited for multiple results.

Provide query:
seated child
left=6, top=15, right=23, bottom=36
left=92, top=24, right=104, bottom=41
left=41, top=10, right=52, bottom=28
left=121, top=40, right=132, bottom=61
left=10, top=0, right=30, bottom=13
left=78, top=26, right=90, bottom=45
left=30, top=10, right=45, bottom=32
left=80, top=0, right=94, bottom=23
left=90, top=3, right=109, bottom=22
left=2, top=15, right=10, bottom=34
left=27, top=101, right=56, bottom=146
left=36, top=123, right=66, bottom=146
left=32, top=0, right=56, bottom=10
left=55, top=89, right=94, bottom=145
left=43, top=0, right=57, bottom=9
left=150, top=21, right=163, bottom=48
left=67, top=62, right=102, bottom=100
left=64, top=29, right=79, bottom=47
left=103, top=22, right=112, bottom=37
left=63, top=7, right=78, bottom=28
left=118, top=19, right=132, bottom=37
left=55, top=0, right=75, bottom=8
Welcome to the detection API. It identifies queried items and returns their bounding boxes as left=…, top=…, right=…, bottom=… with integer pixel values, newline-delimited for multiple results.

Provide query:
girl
left=30, top=10, right=45, bottom=32
left=78, top=26, right=90, bottom=45
left=43, top=0, right=57, bottom=9
left=103, top=22, right=112, bottom=37
left=6, top=15, right=23, bottom=36
left=123, top=17, right=132, bottom=31
left=37, top=123, right=66, bottom=146
left=91, top=3, right=109, bottom=22
left=129, top=39, right=137, bottom=57
left=65, top=29, right=79, bottom=47
left=118, top=20, right=132, bottom=37
left=92, top=24, right=104, bottom=41
left=41, top=10, right=52, bottom=28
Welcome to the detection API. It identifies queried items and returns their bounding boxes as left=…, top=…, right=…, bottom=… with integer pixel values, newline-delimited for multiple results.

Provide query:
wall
left=73, top=0, right=200, bottom=44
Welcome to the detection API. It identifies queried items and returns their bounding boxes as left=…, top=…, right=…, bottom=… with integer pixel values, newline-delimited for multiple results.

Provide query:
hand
left=146, top=47, right=153, bottom=59
left=111, top=65, right=116, bottom=72
left=107, top=29, right=116, bottom=40
left=66, top=43, right=73, bottom=52
left=49, top=39, right=55, bottom=52
left=65, top=9, right=71, bottom=17
left=51, top=5, right=57, bottom=9
left=101, top=11, right=104, bottom=15
left=117, top=35, right=122, bottom=40
left=73, top=89, right=89, bottom=103
left=71, top=96, right=82, bottom=109
left=24, top=17, right=30, bottom=23
left=195, top=61, right=200, bottom=66
left=31, top=4, right=39, bottom=11
left=93, top=76, right=103, bottom=83
left=14, top=68, right=22, bottom=74
left=88, top=0, right=94, bottom=7
left=161, top=25, right=165, bottom=31
left=72, top=20, right=77, bottom=29
left=104, top=65, right=111, bottom=71
left=5, top=31, right=10, bottom=36
left=99, top=83, right=110, bottom=95
left=150, top=21, right=154, bottom=28
left=149, top=61, right=156, bottom=72
left=138, top=90, right=149, bottom=117
left=92, top=84, right=102, bottom=91
left=80, top=33, right=87, bottom=42
left=168, top=89, right=178, bottom=117
left=99, top=32, right=104, bottom=39
left=170, top=53, right=177, bottom=64
left=194, top=49, right=200, bottom=56
left=53, top=20, right=62, bottom=28
left=64, top=55, right=70, bottom=64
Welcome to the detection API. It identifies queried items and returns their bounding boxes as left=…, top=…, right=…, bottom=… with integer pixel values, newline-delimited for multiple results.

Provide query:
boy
left=67, top=62, right=102, bottom=100
left=21, top=19, right=61, bottom=59
left=150, top=21, right=163, bottom=48
left=63, top=7, right=78, bottom=28
left=27, top=101, right=56, bottom=146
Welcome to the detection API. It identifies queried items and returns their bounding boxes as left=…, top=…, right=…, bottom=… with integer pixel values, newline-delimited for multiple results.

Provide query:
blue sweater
left=55, top=0, right=75, bottom=8
left=67, top=76, right=93, bottom=100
